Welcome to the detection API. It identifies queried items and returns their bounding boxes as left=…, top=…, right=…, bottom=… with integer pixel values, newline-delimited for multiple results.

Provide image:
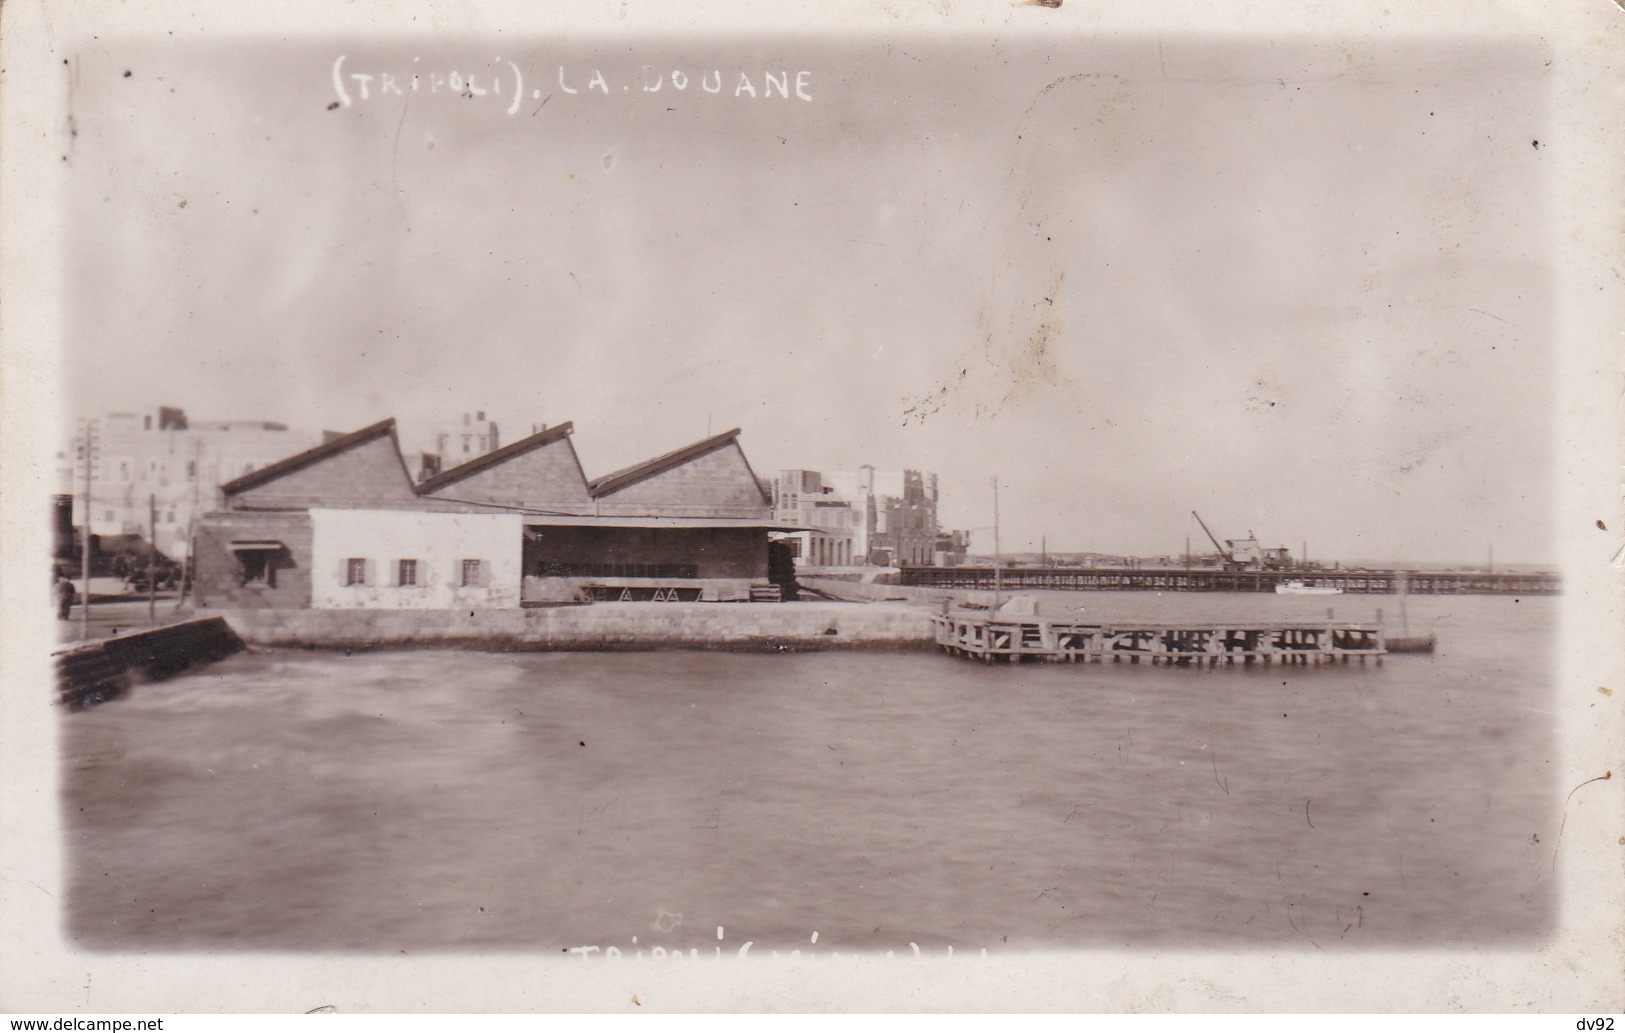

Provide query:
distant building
left=932, top=529, right=970, bottom=567
left=1222, top=534, right=1294, bottom=570
left=770, top=465, right=965, bottom=568
left=56, top=407, right=320, bottom=560
left=417, top=411, right=501, bottom=481
left=770, top=469, right=861, bottom=567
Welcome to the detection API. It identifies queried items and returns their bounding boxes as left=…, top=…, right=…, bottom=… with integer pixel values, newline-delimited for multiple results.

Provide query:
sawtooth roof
left=219, top=418, right=400, bottom=495
left=586, top=428, right=747, bottom=498
left=413, top=421, right=577, bottom=496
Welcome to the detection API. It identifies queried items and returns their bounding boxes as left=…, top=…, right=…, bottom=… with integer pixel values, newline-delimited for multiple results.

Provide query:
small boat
left=1275, top=580, right=1342, bottom=595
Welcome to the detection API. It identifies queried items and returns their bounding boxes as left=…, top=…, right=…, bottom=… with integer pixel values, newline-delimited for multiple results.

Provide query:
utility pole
left=178, top=435, right=202, bottom=609
left=78, top=419, right=98, bottom=641
left=992, top=476, right=1002, bottom=610
left=148, top=494, right=158, bottom=625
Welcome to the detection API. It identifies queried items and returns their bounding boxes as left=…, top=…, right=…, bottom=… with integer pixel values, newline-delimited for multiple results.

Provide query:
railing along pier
left=902, top=565, right=1559, bottom=596
left=931, top=613, right=1386, bottom=666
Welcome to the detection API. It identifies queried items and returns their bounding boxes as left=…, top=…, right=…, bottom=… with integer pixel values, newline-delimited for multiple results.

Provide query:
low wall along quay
left=220, top=602, right=936, bottom=652
left=52, top=604, right=933, bottom=707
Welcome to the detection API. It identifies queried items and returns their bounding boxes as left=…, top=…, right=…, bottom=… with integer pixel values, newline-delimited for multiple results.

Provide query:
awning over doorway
left=227, top=539, right=287, bottom=552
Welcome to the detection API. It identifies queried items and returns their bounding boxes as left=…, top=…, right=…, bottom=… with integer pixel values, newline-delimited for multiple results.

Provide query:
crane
left=1190, top=510, right=1238, bottom=570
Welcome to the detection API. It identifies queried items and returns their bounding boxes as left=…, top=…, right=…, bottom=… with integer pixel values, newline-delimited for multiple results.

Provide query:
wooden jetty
left=903, top=565, right=1559, bottom=596
left=931, top=612, right=1386, bottom=666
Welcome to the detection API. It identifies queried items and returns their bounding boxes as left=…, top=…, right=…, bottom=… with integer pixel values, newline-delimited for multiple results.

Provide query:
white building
left=307, top=508, right=524, bottom=610
left=770, top=469, right=861, bottom=567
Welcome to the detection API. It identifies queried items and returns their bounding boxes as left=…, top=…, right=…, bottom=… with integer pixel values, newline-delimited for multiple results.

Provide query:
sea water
left=62, top=592, right=1556, bottom=953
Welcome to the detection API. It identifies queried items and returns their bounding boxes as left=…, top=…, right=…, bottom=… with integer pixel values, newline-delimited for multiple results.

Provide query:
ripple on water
left=63, top=595, right=1556, bottom=952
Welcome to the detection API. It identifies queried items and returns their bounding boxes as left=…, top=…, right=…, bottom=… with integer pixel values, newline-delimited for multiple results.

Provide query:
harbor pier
left=932, top=612, right=1386, bottom=666
left=903, top=565, right=1558, bottom=596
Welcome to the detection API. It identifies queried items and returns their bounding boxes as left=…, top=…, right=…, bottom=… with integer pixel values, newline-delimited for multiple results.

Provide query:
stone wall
left=221, top=601, right=934, bottom=651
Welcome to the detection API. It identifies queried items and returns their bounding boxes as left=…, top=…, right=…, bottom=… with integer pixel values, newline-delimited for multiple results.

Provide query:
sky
left=63, top=34, right=1556, bottom=565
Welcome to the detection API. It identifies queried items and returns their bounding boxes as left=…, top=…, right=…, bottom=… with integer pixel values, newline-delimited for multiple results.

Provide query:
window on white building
left=346, top=558, right=368, bottom=586
left=461, top=559, right=483, bottom=586
left=398, top=559, right=418, bottom=587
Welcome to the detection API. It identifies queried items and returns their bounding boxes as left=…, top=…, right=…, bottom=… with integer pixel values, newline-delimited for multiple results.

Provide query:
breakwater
left=899, top=565, right=1560, bottom=595
left=54, top=616, right=245, bottom=708
left=219, top=601, right=935, bottom=651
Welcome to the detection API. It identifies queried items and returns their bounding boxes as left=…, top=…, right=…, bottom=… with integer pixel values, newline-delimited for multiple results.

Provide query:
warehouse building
left=192, top=418, right=787, bottom=610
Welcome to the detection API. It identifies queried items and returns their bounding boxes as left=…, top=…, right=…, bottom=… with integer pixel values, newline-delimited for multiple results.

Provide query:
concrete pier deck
left=933, top=612, right=1386, bottom=666
left=903, top=565, right=1559, bottom=596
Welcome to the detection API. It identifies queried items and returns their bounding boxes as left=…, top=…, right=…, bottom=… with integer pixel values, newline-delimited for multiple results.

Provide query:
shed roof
left=219, top=418, right=399, bottom=495
left=414, top=421, right=577, bottom=495
left=587, top=428, right=746, bottom=498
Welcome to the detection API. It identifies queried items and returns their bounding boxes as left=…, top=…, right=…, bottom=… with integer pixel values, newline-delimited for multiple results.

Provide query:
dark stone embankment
left=54, top=617, right=246, bottom=708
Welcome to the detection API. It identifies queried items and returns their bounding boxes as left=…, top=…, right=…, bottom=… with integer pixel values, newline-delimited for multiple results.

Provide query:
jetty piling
left=932, top=613, right=1386, bottom=666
